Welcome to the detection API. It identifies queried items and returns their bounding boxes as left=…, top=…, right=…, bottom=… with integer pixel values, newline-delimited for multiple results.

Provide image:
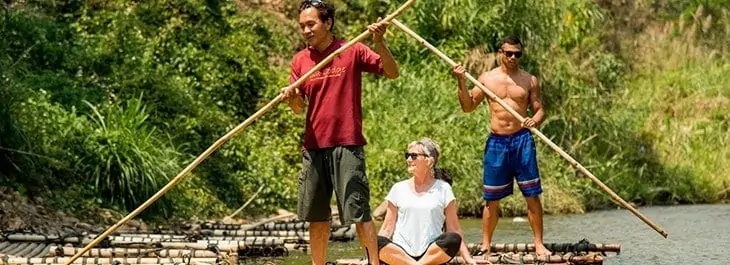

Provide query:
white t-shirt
left=384, top=178, right=456, bottom=257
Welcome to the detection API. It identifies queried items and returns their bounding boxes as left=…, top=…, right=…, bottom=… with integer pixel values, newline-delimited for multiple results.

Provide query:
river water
left=267, top=204, right=730, bottom=264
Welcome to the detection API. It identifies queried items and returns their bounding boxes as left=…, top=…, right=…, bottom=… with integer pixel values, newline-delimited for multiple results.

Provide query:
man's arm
left=286, top=89, right=306, bottom=114
left=368, top=18, right=399, bottom=79
left=373, top=41, right=398, bottom=79
left=281, top=59, right=306, bottom=114
left=526, top=75, right=545, bottom=127
left=453, top=65, right=485, bottom=113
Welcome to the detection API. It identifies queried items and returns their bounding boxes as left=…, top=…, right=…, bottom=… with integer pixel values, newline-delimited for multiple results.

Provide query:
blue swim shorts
left=482, top=128, right=542, bottom=201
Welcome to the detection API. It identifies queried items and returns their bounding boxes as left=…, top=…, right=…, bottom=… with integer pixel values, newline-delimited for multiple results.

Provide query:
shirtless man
left=452, top=36, right=551, bottom=256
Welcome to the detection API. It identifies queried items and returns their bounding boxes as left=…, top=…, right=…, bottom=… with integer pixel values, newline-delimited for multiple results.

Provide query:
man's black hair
left=299, top=0, right=335, bottom=31
left=499, top=36, right=523, bottom=49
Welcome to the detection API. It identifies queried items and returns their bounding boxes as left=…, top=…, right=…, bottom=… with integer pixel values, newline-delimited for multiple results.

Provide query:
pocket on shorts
left=485, top=149, right=508, bottom=167
left=299, top=150, right=312, bottom=186
left=349, top=146, right=366, bottom=160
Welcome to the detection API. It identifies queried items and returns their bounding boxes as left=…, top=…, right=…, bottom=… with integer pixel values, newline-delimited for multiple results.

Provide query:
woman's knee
left=435, top=232, right=462, bottom=257
left=377, top=236, right=391, bottom=251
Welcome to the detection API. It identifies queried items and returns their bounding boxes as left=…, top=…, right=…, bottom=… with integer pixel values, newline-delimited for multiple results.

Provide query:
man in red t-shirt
left=279, top=1, right=399, bottom=264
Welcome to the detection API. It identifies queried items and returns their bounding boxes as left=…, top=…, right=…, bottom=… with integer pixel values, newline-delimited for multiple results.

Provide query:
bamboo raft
left=336, top=252, right=609, bottom=265
left=0, top=219, right=350, bottom=261
left=0, top=221, right=620, bottom=265
left=335, top=239, right=619, bottom=265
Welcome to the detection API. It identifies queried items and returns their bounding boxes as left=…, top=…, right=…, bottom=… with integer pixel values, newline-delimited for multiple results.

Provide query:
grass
left=619, top=14, right=730, bottom=203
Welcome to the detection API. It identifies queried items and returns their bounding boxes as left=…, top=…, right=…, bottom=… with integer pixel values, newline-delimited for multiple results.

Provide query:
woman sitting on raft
left=377, top=138, right=477, bottom=265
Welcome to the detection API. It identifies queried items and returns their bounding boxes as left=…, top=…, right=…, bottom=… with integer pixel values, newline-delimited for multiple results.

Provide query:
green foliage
left=1, top=0, right=293, bottom=218
left=76, top=97, right=182, bottom=214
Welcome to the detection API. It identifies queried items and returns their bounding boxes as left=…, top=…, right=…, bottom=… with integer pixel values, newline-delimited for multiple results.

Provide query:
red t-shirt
left=290, top=39, right=384, bottom=150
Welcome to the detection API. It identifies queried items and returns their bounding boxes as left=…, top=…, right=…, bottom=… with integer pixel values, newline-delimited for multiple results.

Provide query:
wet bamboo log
left=200, top=229, right=308, bottom=237
left=45, top=246, right=228, bottom=258
left=203, top=236, right=307, bottom=242
left=466, top=242, right=621, bottom=254
left=2, top=235, right=86, bottom=244
left=1, top=243, right=36, bottom=257
left=203, top=225, right=355, bottom=241
left=27, top=244, right=50, bottom=258
left=104, top=236, right=189, bottom=243
left=98, top=242, right=237, bottom=252
left=451, top=253, right=605, bottom=264
left=284, top=243, right=309, bottom=253
left=200, top=220, right=348, bottom=231
left=197, top=238, right=302, bottom=247
left=2, top=234, right=191, bottom=244
left=329, top=226, right=356, bottom=241
left=95, top=240, right=303, bottom=253
left=116, top=234, right=189, bottom=240
left=0, top=257, right=220, bottom=265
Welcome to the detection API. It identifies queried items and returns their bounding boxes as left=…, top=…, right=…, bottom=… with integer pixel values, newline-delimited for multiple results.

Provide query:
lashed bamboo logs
left=200, top=225, right=355, bottom=241
left=335, top=253, right=604, bottom=264
left=117, top=234, right=189, bottom=240
left=1, top=257, right=220, bottom=265
left=452, top=253, right=605, bottom=264
left=0, top=243, right=47, bottom=258
left=7, top=262, right=216, bottom=265
left=3, top=234, right=86, bottom=244
left=103, top=236, right=189, bottom=243
left=201, top=221, right=344, bottom=231
left=45, top=246, right=227, bottom=258
left=466, top=242, right=621, bottom=254
left=201, top=230, right=308, bottom=237
left=197, top=238, right=301, bottom=247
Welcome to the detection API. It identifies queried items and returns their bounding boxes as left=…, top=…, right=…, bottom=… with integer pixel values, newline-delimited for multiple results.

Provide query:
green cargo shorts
left=297, top=146, right=372, bottom=225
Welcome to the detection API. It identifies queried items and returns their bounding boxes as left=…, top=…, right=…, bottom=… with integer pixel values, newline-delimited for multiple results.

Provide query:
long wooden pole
left=61, top=2, right=419, bottom=265
left=225, top=184, right=265, bottom=220
left=390, top=19, right=668, bottom=238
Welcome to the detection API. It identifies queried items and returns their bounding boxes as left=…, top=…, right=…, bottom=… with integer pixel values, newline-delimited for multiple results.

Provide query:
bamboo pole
left=224, top=184, right=265, bottom=220
left=390, top=19, right=668, bottom=238
left=242, top=213, right=297, bottom=232
left=60, top=2, right=419, bottom=265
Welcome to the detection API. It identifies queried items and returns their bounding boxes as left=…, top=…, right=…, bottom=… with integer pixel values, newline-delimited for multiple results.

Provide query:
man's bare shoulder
left=478, top=68, right=502, bottom=83
left=518, top=69, right=539, bottom=89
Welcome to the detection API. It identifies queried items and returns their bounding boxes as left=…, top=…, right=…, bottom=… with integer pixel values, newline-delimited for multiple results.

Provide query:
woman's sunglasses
left=405, top=152, right=429, bottom=160
left=502, top=50, right=523, bottom=59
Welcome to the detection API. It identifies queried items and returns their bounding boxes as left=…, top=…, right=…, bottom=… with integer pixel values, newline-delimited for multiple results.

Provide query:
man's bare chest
left=490, top=80, right=530, bottom=102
